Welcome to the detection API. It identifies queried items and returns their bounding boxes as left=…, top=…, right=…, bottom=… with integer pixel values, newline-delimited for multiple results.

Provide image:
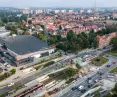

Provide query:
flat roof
left=0, top=35, right=48, bottom=55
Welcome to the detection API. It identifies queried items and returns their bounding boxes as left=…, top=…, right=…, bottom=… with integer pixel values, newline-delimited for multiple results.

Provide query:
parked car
left=4, top=68, right=8, bottom=71
left=107, top=74, right=114, bottom=78
left=71, top=87, right=78, bottom=91
left=88, top=84, right=93, bottom=88
left=78, top=85, right=84, bottom=91
left=0, top=68, right=3, bottom=73
left=20, top=67, right=24, bottom=70
left=8, top=83, right=14, bottom=87
left=106, top=64, right=111, bottom=67
left=81, top=89, right=86, bottom=93
left=94, top=79, right=99, bottom=83
left=0, top=59, right=5, bottom=63
left=113, top=62, right=116, bottom=64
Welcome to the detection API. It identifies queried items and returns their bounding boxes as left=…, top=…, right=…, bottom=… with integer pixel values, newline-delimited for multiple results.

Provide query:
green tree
left=1, top=17, right=8, bottom=23
left=58, top=50, right=62, bottom=57
left=39, top=33, right=47, bottom=41
left=76, top=63, right=81, bottom=69
left=10, top=69, right=16, bottom=74
left=93, top=38, right=98, bottom=48
left=40, top=25, right=45, bottom=30
left=59, top=25, right=62, bottom=30
left=28, top=20, right=32, bottom=24
left=10, top=31, right=16, bottom=35
left=111, top=37, right=117, bottom=51
left=67, top=30, right=74, bottom=42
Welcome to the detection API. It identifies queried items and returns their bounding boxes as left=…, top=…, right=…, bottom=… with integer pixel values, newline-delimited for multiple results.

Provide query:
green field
left=107, top=51, right=117, bottom=56
left=91, top=56, right=109, bottom=66
left=110, top=67, right=117, bottom=74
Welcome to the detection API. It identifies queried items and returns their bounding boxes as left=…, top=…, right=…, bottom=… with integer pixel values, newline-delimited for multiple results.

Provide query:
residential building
left=23, top=8, right=30, bottom=14
left=97, top=32, right=117, bottom=48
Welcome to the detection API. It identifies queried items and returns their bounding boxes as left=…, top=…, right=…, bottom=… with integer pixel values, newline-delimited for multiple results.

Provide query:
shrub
left=43, top=61, right=55, bottom=68
left=10, top=69, right=16, bottom=74
left=35, top=66, right=41, bottom=70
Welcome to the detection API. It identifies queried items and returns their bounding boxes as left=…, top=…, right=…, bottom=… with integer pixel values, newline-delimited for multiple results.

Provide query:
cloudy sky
left=0, top=0, right=117, bottom=8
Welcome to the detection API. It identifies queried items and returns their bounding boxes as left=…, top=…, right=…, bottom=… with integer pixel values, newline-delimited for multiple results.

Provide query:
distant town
left=0, top=7, right=117, bottom=97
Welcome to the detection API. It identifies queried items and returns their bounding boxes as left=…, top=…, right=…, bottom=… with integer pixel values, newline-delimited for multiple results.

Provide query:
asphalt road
left=61, top=56, right=117, bottom=97
left=0, top=47, right=112, bottom=95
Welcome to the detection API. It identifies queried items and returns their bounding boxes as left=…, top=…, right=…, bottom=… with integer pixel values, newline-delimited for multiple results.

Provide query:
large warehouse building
left=0, top=35, right=55, bottom=66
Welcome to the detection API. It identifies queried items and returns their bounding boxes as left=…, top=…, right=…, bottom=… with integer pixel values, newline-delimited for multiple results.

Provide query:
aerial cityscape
left=0, top=0, right=117, bottom=97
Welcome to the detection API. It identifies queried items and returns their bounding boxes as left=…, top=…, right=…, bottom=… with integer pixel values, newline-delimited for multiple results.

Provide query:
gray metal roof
left=0, top=35, right=48, bottom=55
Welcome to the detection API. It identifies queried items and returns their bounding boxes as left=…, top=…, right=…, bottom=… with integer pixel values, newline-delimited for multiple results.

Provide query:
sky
left=0, top=0, right=117, bottom=8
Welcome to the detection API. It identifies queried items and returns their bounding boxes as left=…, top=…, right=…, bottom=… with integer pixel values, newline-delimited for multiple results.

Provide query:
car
left=106, top=55, right=109, bottom=57
left=4, top=68, right=8, bottom=71
left=98, top=72, right=104, bottom=75
left=99, top=76, right=103, bottom=80
left=0, top=59, right=5, bottom=63
left=20, top=67, right=24, bottom=70
left=71, top=87, right=78, bottom=91
left=106, top=64, right=111, bottom=67
left=14, top=76, right=20, bottom=79
left=78, top=85, right=84, bottom=91
left=94, top=79, right=99, bottom=83
left=88, top=84, right=93, bottom=88
left=87, top=77, right=91, bottom=80
left=0, top=68, right=3, bottom=73
left=87, top=80, right=93, bottom=84
left=113, top=62, right=116, bottom=64
left=8, top=83, right=14, bottom=87
left=107, top=74, right=114, bottom=78
left=81, top=89, right=86, bottom=93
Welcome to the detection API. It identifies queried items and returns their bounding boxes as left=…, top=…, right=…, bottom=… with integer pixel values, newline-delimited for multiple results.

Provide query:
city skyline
left=0, top=0, right=117, bottom=8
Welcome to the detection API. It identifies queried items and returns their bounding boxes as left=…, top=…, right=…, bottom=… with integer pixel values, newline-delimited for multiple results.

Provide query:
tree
left=28, top=20, right=32, bottom=25
left=67, top=30, right=74, bottom=42
left=0, top=21, right=4, bottom=26
left=70, top=42, right=80, bottom=53
left=10, top=69, right=16, bottom=74
left=10, top=31, right=16, bottom=35
left=76, top=63, right=81, bottom=69
left=111, top=37, right=117, bottom=51
left=59, top=25, right=62, bottom=30
left=93, top=38, right=98, bottom=49
left=58, top=50, right=62, bottom=57
left=1, top=17, right=8, bottom=23
left=40, top=25, right=45, bottom=30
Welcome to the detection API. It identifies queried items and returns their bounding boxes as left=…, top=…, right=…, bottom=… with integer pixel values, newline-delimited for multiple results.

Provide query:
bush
left=66, top=78, right=74, bottom=84
left=0, top=72, right=11, bottom=82
left=76, top=63, right=81, bottom=69
left=49, top=68, right=77, bottom=80
left=35, top=66, right=41, bottom=70
left=43, top=61, right=55, bottom=68
left=10, top=69, right=16, bottom=74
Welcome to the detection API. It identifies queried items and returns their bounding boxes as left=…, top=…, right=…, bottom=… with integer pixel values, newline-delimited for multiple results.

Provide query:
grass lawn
left=35, top=65, right=42, bottom=70
left=107, top=51, right=117, bottom=56
left=43, top=61, right=55, bottom=68
left=91, top=56, right=109, bottom=66
left=49, top=68, right=78, bottom=80
left=110, top=67, right=117, bottom=74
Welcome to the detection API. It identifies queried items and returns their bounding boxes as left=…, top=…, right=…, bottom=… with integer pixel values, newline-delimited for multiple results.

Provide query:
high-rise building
left=55, top=10, right=60, bottom=13
left=69, top=10, right=74, bottom=13
left=61, top=10, right=66, bottom=13
left=23, top=8, right=30, bottom=14
left=87, top=10, right=92, bottom=13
